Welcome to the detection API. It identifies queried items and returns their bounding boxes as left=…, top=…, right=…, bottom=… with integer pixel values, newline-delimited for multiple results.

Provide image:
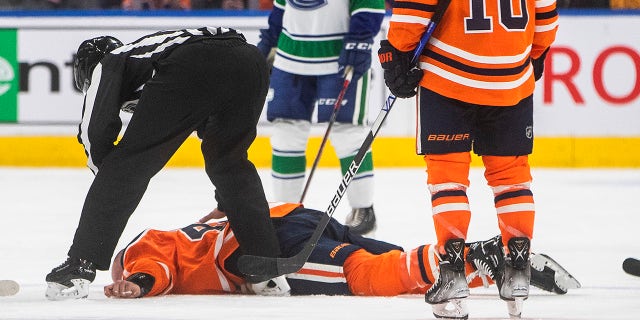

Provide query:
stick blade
left=237, top=254, right=306, bottom=281
left=623, top=257, right=640, bottom=277
left=237, top=254, right=280, bottom=281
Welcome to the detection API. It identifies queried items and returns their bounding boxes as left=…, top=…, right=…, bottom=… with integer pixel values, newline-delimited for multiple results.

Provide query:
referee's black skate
left=425, top=238, right=470, bottom=319
left=45, top=256, right=96, bottom=300
left=345, top=205, right=376, bottom=235
left=496, top=237, right=531, bottom=318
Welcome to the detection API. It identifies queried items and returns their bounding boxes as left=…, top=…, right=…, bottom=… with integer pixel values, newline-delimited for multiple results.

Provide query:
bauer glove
left=378, top=40, right=423, bottom=98
left=532, top=47, right=550, bottom=81
left=338, top=37, right=374, bottom=81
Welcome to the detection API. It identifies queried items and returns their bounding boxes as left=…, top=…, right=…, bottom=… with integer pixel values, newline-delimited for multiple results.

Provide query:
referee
left=45, top=27, right=287, bottom=300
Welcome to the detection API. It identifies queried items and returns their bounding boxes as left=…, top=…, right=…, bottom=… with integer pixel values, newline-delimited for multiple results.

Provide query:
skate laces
left=467, top=235, right=504, bottom=284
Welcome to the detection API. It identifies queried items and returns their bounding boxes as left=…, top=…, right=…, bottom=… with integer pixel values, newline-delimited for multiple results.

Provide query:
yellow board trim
left=1, top=136, right=639, bottom=168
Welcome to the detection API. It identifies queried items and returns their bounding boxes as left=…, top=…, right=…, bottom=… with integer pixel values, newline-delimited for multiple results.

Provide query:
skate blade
left=45, top=279, right=91, bottom=301
left=530, top=253, right=581, bottom=291
left=431, top=299, right=469, bottom=320
left=507, top=297, right=525, bottom=319
left=0, top=280, right=20, bottom=296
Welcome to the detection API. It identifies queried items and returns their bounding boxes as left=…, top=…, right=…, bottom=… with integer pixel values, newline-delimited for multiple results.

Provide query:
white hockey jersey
left=268, top=0, right=385, bottom=75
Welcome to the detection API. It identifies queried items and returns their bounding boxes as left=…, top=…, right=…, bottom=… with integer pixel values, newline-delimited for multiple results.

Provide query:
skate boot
left=425, top=238, right=470, bottom=319
left=496, top=237, right=531, bottom=318
left=530, top=252, right=581, bottom=294
left=345, top=205, right=376, bottom=236
left=466, top=235, right=504, bottom=287
left=249, top=275, right=291, bottom=296
left=45, top=256, right=96, bottom=300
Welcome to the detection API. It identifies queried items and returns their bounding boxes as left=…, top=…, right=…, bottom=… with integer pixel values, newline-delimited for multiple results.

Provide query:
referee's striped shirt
left=79, top=27, right=245, bottom=173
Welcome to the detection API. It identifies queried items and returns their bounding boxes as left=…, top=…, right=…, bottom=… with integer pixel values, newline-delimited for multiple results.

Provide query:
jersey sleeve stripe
left=535, top=21, right=559, bottom=32
left=390, top=14, right=430, bottom=25
left=430, top=38, right=532, bottom=64
left=536, top=0, right=556, bottom=8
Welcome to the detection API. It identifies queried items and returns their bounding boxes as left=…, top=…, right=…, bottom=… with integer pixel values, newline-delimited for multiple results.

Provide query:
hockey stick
left=238, top=0, right=452, bottom=277
left=299, top=66, right=354, bottom=203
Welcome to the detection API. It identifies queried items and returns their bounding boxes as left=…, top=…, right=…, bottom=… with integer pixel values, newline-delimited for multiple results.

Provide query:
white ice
left=1, top=167, right=639, bottom=319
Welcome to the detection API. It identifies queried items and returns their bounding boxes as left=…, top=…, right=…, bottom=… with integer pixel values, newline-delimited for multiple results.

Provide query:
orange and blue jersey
left=118, top=202, right=490, bottom=297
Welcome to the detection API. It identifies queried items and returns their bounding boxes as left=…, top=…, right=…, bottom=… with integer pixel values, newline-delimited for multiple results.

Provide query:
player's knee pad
left=424, top=152, right=471, bottom=186
left=270, top=118, right=311, bottom=152
left=330, top=123, right=369, bottom=158
left=482, top=155, right=532, bottom=187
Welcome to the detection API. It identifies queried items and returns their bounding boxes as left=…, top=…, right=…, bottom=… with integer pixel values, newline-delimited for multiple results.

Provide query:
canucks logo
left=287, top=0, right=327, bottom=10
left=0, top=56, right=14, bottom=96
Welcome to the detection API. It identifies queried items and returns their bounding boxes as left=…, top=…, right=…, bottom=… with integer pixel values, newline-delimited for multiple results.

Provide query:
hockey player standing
left=257, top=0, right=386, bottom=235
left=378, top=0, right=558, bottom=318
left=45, top=27, right=288, bottom=300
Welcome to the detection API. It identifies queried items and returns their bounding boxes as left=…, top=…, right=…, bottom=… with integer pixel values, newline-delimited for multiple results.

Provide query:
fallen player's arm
left=104, top=272, right=155, bottom=299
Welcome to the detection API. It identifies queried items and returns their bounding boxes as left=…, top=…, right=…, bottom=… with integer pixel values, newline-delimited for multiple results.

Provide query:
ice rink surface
left=1, top=167, right=639, bottom=319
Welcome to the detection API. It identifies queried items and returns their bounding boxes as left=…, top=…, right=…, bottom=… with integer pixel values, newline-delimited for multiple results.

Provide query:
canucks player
left=257, top=0, right=386, bottom=235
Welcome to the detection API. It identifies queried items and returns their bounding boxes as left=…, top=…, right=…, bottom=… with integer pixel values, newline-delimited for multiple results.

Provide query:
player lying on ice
left=105, top=203, right=579, bottom=302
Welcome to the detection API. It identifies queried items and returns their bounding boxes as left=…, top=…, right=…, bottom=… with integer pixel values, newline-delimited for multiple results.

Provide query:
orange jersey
left=120, top=202, right=302, bottom=296
left=387, top=0, right=558, bottom=106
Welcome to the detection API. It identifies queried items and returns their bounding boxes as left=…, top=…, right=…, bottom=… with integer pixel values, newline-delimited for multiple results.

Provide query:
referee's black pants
left=69, top=38, right=281, bottom=270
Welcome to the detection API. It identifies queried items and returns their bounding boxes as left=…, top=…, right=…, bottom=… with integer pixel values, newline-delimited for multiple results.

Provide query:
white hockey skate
left=249, top=275, right=291, bottom=296
left=425, top=239, right=470, bottom=319
left=530, top=252, right=581, bottom=294
left=497, top=237, right=531, bottom=319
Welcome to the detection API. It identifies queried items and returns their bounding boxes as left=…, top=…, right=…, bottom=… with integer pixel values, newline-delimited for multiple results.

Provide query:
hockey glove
left=378, top=40, right=423, bottom=98
left=338, top=37, right=374, bottom=81
left=257, top=29, right=277, bottom=58
left=532, top=47, right=550, bottom=82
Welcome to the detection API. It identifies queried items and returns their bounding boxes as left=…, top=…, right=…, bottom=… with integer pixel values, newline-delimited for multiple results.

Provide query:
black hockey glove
left=338, top=37, right=374, bottom=81
left=378, top=40, right=423, bottom=98
left=532, top=47, right=550, bottom=82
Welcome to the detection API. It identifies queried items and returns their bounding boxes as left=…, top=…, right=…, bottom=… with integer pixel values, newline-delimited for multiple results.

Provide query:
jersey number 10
left=464, top=0, right=529, bottom=33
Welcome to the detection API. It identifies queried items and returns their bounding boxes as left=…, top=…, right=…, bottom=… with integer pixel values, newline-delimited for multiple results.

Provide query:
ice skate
left=345, top=205, right=376, bottom=236
left=45, top=257, right=96, bottom=300
left=425, top=238, right=470, bottom=319
left=496, top=237, right=531, bottom=319
left=466, top=235, right=504, bottom=287
left=249, top=275, right=291, bottom=296
left=530, top=252, right=581, bottom=294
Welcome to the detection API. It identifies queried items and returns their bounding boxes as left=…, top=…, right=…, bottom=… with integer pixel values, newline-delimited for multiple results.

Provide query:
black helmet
left=73, top=36, right=123, bottom=91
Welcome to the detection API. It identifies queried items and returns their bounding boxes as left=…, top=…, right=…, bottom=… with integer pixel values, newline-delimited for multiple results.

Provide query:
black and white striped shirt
left=79, top=27, right=245, bottom=173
